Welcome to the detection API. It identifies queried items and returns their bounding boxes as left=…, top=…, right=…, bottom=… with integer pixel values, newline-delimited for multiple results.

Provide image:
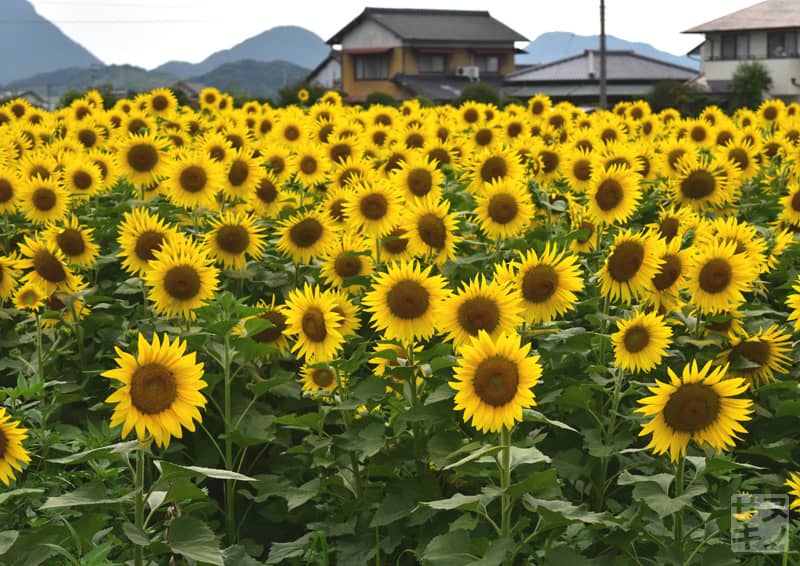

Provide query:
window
left=767, top=30, right=797, bottom=58
left=721, top=32, right=749, bottom=60
left=418, top=54, right=447, bottom=73
left=475, top=55, right=501, bottom=73
left=353, top=54, right=390, bottom=80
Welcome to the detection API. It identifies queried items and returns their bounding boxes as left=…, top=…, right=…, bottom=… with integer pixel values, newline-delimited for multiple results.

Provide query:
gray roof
left=684, top=0, right=800, bottom=33
left=503, top=83, right=655, bottom=99
left=328, top=8, right=527, bottom=44
left=394, top=74, right=504, bottom=101
left=505, top=50, right=698, bottom=83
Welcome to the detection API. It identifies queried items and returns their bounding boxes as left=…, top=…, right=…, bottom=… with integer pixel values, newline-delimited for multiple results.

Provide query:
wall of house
left=400, top=48, right=514, bottom=78
left=702, top=58, right=800, bottom=99
left=310, top=61, right=342, bottom=90
left=341, top=20, right=401, bottom=50
left=342, top=47, right=408, bottom=100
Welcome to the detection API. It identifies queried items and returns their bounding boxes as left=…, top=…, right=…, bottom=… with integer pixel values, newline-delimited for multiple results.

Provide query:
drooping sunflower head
left=611, top=311, right=673, bottom=374
left=450, top=331, right=542, bottom=433
left=636, top=359, right=753, bottom=462
left=203, top=209, right=267, bottom=270
left=235, top=297, right=290, bottom=355
left=0, top=407, right=31, bottom=486
left=103, top=332, right=207, bottom=447
left=717, top=325, right=792, bottom=388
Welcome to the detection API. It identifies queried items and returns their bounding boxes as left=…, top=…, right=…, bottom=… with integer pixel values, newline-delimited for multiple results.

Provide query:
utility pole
left=599, top=0, right=607, bottom=109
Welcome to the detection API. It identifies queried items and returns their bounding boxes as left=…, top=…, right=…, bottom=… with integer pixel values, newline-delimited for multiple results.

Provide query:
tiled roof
left=684, top=0, right=800, bottom=33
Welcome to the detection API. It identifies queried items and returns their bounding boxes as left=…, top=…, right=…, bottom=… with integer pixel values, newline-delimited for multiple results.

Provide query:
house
left=0, top=90, right=48, bottom=109
left=326, top=7, right=527, bottom=102
left=503, top=50, right=699, bottom=105
left=683, top=0, right=800, bottom=100
left=306, top=51, right=342, bottom=91
left=170, top=81, right=208, bottom=107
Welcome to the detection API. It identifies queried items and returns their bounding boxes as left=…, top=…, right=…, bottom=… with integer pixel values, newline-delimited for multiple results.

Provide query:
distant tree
left=730, top=61, right=773, bottom=110
left=456, top=82, right=499, bottom=105
left=364, top=91, right=398, bottom=107
left=57, top=85, right=119, bottom=109
left=646, top=80, right=721, bottom=117
left=277, top=81, right=328, bottom=107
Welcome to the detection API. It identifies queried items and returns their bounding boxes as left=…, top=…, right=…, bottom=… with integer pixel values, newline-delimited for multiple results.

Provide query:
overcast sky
left=28, top=0, right=758, bottom=69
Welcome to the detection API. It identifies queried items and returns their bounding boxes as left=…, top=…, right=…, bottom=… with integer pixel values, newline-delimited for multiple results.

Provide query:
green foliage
left=57, top=85, right=119, bottom=110
left=646, top=80, right=721, bottom=117
left=276, top=80, right=328, bottom=107
left=731, top=60, right=773, bottom=110
left=456, top=81, right=500, bottom=105
left=365, top=91, right=398, bottom=107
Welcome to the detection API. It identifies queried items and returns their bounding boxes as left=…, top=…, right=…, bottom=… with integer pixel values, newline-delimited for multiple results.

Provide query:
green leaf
left=422, top=530, right=476, bottom=565
left=466, top=538, right=514, bottom=566
left=266, top=532, right=314, bottom=564
left=157, top=461, right=256, bottom=482
left=639, top=485, right=707, bottom=518
left=617, top=470, right=675, bottom=494
left=543, top=547, right=593, bottom=566
left=443, top=444, right=501, bottom=470
left=282, top=478, right=320, bottom=511
left=509, top=446, right=550, bottom=470
left=41, top=484, right=134, bottom=509
left=522, top=496, right=605, bottom=524
left=164, top=479, right=208, bottom=504
left=223, top=545, right=265, bottom=566
left=121, top=522, right=149, bottom=546
left=421, top=493, right=485, bottom=511
left=168, top=516, right=224, bottom=566
left=0, top=488, right=44, bottom=505
left=369, top=492, right=418, bottom=527
left=0, top=531, right=19, bottom=555
left=47, top=440, right=140, bottom=464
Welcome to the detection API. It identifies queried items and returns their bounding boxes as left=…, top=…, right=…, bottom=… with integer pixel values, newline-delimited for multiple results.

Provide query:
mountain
left=188, top=60, right=310, bottom=99
left=5, top=64, right=178, bottom=97
left=0, top=0, right=102, bottom=85
left=516, top=32, right=698, bottom=69
left=153, top=26, right=328, bottom=79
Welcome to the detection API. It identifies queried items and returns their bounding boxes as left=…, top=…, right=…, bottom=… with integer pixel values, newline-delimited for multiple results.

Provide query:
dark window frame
left=474, top=54, right=502, bottom=74
left=720, top=32, right=749, bottom=60
left=353, top=53, right=391, bottom=81
left=417, top=53, right=448, bottom=74
left=767, top=29, right=798, bottom=58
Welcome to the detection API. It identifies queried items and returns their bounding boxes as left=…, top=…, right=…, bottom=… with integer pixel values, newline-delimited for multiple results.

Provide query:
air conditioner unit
left=456, top=66, right=480, bottom=81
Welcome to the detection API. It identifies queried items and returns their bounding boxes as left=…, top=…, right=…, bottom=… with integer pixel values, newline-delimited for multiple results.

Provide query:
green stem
left=35, top=313, right=44, bottom=382
left=594, top=367, right=624, bottom=511
left=223, top=328, right=236, bottom=545
left=134, top=445, right=145, bottom=566
left=500, top=426, right=512, bottom=540
left=375, top=237, right=382, bottom=270
left=674, top=456, right=685, bottom=561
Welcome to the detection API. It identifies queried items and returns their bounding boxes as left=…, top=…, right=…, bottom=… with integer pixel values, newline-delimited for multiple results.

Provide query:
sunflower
left=0, top=407, right=30, bottom=486
left=102, top=333, right=206, bottom=448
left=636, top=360, right=753, bottom=462
left=717, top=325, right=792, bottom=388
left=276, top=210, right=337, bottom=264
left=585, top=164, right=641, bottom=226
left=472, top=178, right=534, bottom=240
left=650, top=205, right=698, bottom=244
left=282, top=284, right=345, bottom=362
left=13, top=280, right=46, bottom=312
left=142, top=237, right=219, bottom=320
left=60, top=156, right=102, bottom=199
left=290, top=143, right=330, bottom=187
left=245, top=171, right=284, bottom=218
left=344, top=179, right=403, bottom=238
left=199, top=131, right=234, bottom=165
left=0, top=168, right=19, bottom=214
left=88, top=149, right=120, bottom=192
left=362, top=261, right=448, bottom=343
left=700, top=216, right=769, bottom=274
left=260, top=144, right=292, bottom=184
left=671, top=153, right=735, bottom=211
left=467, top=146, right=524, bottom=194
left=379, top=226, right=413, bottom=263
left=203, top=210, right=266, bottom=270
left=450, top=331, right=542, bottom=433
left=39, top=278, right=90, bottom=328
left=235, top=296, right=290, bottom=355
left=647, top=237, right=687, bottom=312
left=391, top=155, right=443, bottom=202
left=561, top=148, right=594, bottom=192
left=402, top=195, right=461, bottom=265
left=786, top=473, right=800, bottom=510
left=569, top=215, right=597, bottom=254
left=320, top=233, right=374, bottom=291
left=504, top=243, right=584, bottom=324
left=599, top=230, right=665, bottom=304
left=162, top=151, right=224, bottom=210
left=117, top=132, right=167, bottom=187
left=325, top=288, right=361, bottom=338
left=778, top=182, right=800, bottom=227
left=42, top=216, right=100, bottom=267
left=611, top=311, right=672, bottom=373
left=686, top=240, right=757, bottom=315
left=18, top=175, right=70, bottom=226
left=222, top=149, right=260, bottom=201
left=274, top=109, right=307, bottom=147
left=17, top=235, right=80, bottom=294
left=18, top=150, right=58, bottom=181
left=0, top=254, right=20, bottom=300
left=440, top=276, right=523, bottom=350
left=300, top=363, right=338, bottom=394
left=659, top=138, right=695, bottom=178
left=117, top=208, right=179, bottom=276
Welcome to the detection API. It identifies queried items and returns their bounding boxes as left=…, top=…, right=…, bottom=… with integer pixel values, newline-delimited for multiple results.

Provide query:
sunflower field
left=1, top=87, right=800, bottom=565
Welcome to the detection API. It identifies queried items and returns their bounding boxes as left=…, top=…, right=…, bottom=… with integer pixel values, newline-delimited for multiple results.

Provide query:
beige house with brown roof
left=684, top=0, right=800, bottom=100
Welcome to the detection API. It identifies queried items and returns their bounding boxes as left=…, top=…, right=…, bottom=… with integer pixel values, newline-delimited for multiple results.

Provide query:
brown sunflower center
left=473, top=355, right=519, bottom=407
left=330, top=143, right=352, bottom=164
left=299, top=156, right=318, bottom=175
left=135, top=230, right=165, bottom=261
left=488, top=193, right=519, bottom=224
left=698, top=258, right=732, bottom=294
left=474, top=128, right=493, bottom=146
left=659, top=217, right=679, bottom=241
left=690, top=125, right=707, bottom=142
left=417, top=213, right=446, bottom=249
left=360, top=193, right=388, bottom=220
left=406, top=133, right=424, bottom=148
left=595, top=178, right=624, bottom=211
left=33, top=250, right=66, bottom=282
left=383, top=228, right=409, bottom=255
left=681, top=170, right=716, bottom=199
left=728, top=340, right=770, bottom=370
left=127, top=143, right=159, bottom=173
left=179, top=166, right=207, bottom=193
left=728, top=148, right=749, bottom=171
left=457, top=296, right=500, bottom=336
left=301, top=307, right=327, bottom=342
left=269, top=156, right=286, bottom=175
left=253, top=310, right=287, bottom=343
left=387, top=279, right=430, bottom=319
left=0, top=179, right=12, bottom=203
left=667, top=149, right=686, bottom=170
left=72, top=170, right=93, bottom=190
left=623, top=325, right=650, bottom=353
left=576, top=220, right=595, bottom=243
left=32, top=187, right=56, bottom=211
left=216, top=225, right=250, bottom=254
left=507, top=122, right=522, bottom=138
left=531, top=101, right=544, bottom=114
left=328, top=199, right=346, bottom=223
left=407, top=168, right=433, bottom=197
left=256, top=178, right=278, bottom=203
left=56, top=228, right=86, bottom=257
left=0, top=427, right=7, bottom=458
left=164, top=265, right=201, bottom=300
left=573, top=159, right=592, bottom=182
left=652, top=254, right=682, bottom=291
left=151, top=95, right=169, bottom=111
left=30, top=166, right=50, bottom=180
left=228, top=160, right=249, bottom=187
left=311, top=368, right=335, bottom=388
left=209, top=146, right=226, bottom=162
left=791, top=192, right=800, bottom=213
left=130, top=363, right=177, bottom=415
left=521, top=264, right=558, bottom=303
left=283, top=125, right=300, bottom=141
left=540, top=150, right=559, bottom=174
left=47, top=293, right=65, bottom=310
left=289, top=218, right=323, bottom=248
left=428, top=148, right=450, bottom=167
left=662, top=382, right=721, bottom=432
left=763, top=106, right=778, bottom=121
left=463, top=108, right=479, bottom=123
left=334, top=254, right=362, bottom=278
left=607, top=241, right=644, bottom=282
left=480, top=157, right=508, bottom=182
left=128, top=119, right=147, bottom=135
